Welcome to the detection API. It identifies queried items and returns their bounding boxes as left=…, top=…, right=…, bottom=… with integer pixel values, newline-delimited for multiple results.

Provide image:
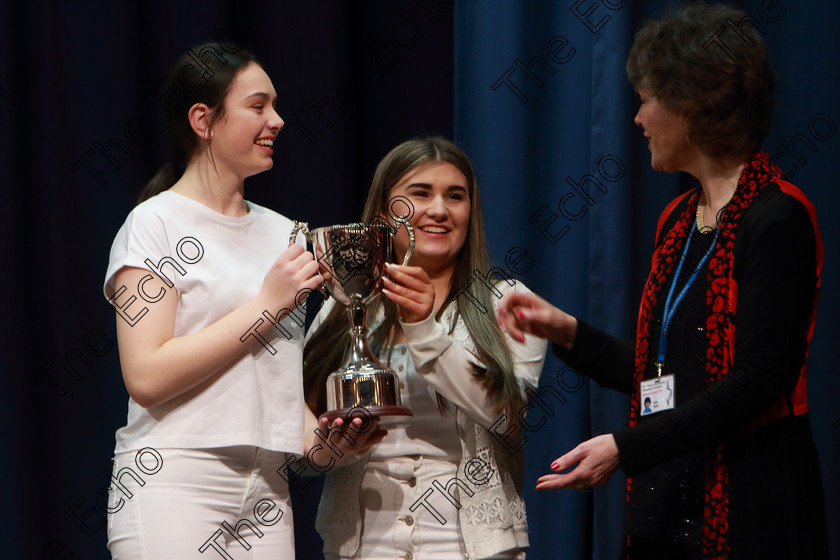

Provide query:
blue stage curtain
left=454, top=1, right=840, bottom=558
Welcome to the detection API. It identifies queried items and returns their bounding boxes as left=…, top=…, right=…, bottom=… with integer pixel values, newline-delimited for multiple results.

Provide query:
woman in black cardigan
left=498, top=3, right=829, bottom=559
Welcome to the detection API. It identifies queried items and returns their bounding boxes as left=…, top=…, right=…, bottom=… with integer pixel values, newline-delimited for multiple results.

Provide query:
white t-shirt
left=104, top=191, right=305, bottom=455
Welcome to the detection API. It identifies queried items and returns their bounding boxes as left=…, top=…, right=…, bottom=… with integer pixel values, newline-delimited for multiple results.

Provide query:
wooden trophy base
left=319, top=405, right=413, bottom=424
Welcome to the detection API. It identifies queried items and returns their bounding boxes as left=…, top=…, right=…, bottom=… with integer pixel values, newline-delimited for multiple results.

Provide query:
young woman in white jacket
left=303, top=137, right=547, bottom=560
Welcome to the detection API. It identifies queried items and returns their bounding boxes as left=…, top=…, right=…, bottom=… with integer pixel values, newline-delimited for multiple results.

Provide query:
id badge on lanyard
left=642, top=225, right=718, bottom=416
left=641, top=373, right=675, bottom=416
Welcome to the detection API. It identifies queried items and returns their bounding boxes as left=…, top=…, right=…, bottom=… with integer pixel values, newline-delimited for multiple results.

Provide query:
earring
left=685, top=132, right=691, bottom=146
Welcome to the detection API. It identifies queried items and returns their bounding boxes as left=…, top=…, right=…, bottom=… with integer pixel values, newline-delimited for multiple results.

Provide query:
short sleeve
left=103, top=206, right=173, bottom=301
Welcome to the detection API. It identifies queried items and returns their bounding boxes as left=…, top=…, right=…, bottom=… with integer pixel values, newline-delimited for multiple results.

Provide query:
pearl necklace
left=696, top=193, right=713, bottom=233
left=697, top=164, right=745, bottom=233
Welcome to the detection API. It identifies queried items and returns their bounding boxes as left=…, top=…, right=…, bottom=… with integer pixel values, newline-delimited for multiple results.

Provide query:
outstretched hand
left=535, top=434, right=620, bottom=491
left=497, top=291, right=577, bottom=348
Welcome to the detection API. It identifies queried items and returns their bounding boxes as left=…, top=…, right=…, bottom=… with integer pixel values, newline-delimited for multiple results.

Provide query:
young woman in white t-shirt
left=303, top=137, right=547, bottom=560
left=103, top=44, right=357, bottom=559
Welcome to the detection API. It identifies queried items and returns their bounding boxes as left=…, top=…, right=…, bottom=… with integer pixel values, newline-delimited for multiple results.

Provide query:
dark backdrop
left=2, top=1, right=837, bottom=560
left=1, top=1, right=454, bottom=558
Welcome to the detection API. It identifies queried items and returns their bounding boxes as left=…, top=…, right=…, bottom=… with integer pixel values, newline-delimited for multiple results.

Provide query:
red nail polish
left=514, top=309, right=525, bottom=319
left=551, top=461, right=559, bottom=470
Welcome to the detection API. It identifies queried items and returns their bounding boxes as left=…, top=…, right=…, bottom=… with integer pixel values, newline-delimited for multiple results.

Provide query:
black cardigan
left=552, top=180, right=827, bottom=555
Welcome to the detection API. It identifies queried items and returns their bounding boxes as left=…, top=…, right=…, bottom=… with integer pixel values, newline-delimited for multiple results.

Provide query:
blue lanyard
left=655, top=225, right=719, bottom=376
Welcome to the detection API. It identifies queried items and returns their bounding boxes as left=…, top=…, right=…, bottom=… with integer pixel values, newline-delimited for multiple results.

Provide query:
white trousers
left=107, top=446, right=295, bottom=560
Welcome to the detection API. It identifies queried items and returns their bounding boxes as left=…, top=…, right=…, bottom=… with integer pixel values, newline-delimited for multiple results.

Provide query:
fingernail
left=551, top=461, right=559, bottom=470
left=519, top=334, right=526, bottom=343
left=514, top=309, right=525, bottom=319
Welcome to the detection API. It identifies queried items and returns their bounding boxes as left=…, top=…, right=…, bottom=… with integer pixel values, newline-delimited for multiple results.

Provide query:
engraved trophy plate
left=290, top=218, right=415, bottom=421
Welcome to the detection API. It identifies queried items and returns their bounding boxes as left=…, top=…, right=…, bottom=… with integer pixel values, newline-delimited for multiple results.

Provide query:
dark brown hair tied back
left=137, top=43, right=261, bottom=204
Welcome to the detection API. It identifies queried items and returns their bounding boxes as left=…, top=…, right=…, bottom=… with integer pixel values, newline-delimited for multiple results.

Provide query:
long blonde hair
left=303, top=137, right=523, bottom=422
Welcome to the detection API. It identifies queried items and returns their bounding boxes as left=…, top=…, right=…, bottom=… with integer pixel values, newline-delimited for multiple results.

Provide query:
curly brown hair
left=626, top=2, right=775, bottom=160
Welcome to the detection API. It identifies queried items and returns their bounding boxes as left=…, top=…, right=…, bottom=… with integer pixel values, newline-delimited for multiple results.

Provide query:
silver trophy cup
left=290, top=218, right=415, bottom=421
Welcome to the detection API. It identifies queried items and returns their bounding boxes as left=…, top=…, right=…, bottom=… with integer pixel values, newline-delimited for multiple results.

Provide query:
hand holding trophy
left=289, top=205, right=415, bottom=422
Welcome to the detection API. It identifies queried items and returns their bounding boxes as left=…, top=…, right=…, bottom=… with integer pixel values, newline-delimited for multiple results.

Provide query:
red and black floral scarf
left=628, top=150, right=782, bottom=559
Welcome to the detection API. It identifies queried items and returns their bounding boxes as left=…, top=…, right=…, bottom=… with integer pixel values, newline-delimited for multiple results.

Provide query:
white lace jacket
left=309, top=281, right=547, bottom=559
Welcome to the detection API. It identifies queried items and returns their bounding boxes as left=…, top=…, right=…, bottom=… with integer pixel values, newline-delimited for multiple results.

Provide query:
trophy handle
left=391, top=218, right=414, bottom=266
left=289, top=221, right=310, bottom=246
left=288, top=221, right=330, bottom=298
